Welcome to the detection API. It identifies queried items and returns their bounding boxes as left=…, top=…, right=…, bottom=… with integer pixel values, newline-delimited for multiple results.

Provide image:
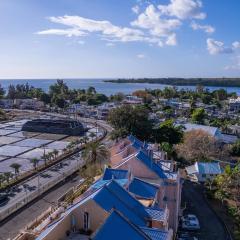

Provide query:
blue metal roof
left=93, top=210, right=150, bottom=240
left=145, top=207, right=166, bottom=221
left=93, top=180, right=149, bottom=226
left=102, top=168, right=129, bottom=180
left=140, top=227, right=169, bottom=240
left=136, top=151, right=170, bottom=179
left=128, top=135, right=149, bottom=150
left=90, top=179, right=128, bottom=190
left=197, top=162, right=222, bottom=175
left=129, top=178, right=158, bottom=199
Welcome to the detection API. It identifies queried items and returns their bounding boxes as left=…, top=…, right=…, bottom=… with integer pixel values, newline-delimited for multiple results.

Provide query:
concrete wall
left=116, top=155, right=159, bottom=180
left=39, top=200, right=108, bottom=240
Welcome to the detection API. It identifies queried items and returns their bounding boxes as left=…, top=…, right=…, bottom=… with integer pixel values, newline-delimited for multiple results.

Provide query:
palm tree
left=82, top=141, right=110, bottom=169
left=30, top=158, right=39, bottom=170
left=3, top=172, right=12, bottom=184
left=53, top=149, right=59, bottom=160
left=42, top=153, right=48, bottom=166
left=48, top=152, right=54, bottom=162
left=10, top=163, right=21, bottom=179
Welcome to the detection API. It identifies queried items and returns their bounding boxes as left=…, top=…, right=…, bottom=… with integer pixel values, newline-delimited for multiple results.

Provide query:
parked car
left=181, top=214, right=200, bottom=230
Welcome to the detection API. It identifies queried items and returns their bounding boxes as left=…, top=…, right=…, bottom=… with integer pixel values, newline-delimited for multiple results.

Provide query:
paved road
left=181, top=181, right=229, bottom=240
left=0, top=152, right=83, bottom=218
left=0, top=174, right=82, bottom=240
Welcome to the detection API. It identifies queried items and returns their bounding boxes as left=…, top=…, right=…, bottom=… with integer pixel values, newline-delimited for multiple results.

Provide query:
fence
left=0, top=163, right=79, bottom=222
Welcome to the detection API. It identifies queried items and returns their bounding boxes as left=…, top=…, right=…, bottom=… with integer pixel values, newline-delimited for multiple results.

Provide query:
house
left=181, top=123, right=222, bottom=140
left=14, top=99, right=44, bottom=110
left=110, top=135, right=183, bottom=234
left=123, top=95, right=143, bottom=104
left=0, top=99, right=14, bottom=109
left=97, top=103, right=117, bottom=120
left=35, top=180, right=170, bottom=240
left=186, top=162, right=222, bottom=182
left=92, top=210, right=172, bottom=240
left=229, top=97, right=240, bottom=112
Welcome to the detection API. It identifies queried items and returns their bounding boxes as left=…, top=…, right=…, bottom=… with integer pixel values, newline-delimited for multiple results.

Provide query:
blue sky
left=0, top=0, right=240, bottom=79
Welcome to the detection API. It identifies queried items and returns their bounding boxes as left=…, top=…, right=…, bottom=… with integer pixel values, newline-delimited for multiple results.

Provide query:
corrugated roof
left=197, top=162, right=222, bottom=175
left=92, top=210, right=151, bottom=240
left=90, top=179, right=128, bottom=190
left=129, top=178, right=158, bottom=199
left=141, top=227, right=169, bottom=240
left=102, top=168, right=129, bottom=180
left=136, top=151, right=176, bottom=180
left=128, top=135, right=149, bottom=150
left=93, top=180, right=148, bottom=226
left=145, top=207, right=166, bottom=222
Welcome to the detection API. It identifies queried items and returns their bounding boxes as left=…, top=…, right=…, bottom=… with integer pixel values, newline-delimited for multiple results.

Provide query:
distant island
left=104, top=78, right=240, bottom=87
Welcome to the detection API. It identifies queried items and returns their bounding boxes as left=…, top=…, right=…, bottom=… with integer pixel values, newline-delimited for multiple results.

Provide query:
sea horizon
left=1, top=78, right=240, bottom=96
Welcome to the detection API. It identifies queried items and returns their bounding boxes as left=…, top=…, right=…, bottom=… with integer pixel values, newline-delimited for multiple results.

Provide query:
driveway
left=181, top=180, right=229, bottom=240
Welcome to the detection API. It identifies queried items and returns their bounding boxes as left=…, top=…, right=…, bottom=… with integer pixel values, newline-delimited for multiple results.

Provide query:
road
left=181, top=181, right=229, bottom=240
left=0, top=114, right=112, bottom=239
left=0, top=174, right=82, bottom=240
left=0, top=152, right=83, bottom=218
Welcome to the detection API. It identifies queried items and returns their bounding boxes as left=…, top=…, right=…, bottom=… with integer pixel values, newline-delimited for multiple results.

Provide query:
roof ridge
left=92, top=209, right=152, bottom=240
left=104, top=180, right=150, bottom=221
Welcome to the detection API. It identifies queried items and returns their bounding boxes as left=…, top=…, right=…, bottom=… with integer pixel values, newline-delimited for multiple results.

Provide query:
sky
left=0, top=0, right=240, bottom=79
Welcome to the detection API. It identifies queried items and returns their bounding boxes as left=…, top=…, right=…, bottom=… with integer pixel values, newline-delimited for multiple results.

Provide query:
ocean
left=0, top=79, right=240, bottom=96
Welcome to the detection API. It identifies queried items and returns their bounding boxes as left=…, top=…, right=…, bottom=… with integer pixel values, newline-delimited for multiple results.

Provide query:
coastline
left=104, top=78, right=240, bottom=88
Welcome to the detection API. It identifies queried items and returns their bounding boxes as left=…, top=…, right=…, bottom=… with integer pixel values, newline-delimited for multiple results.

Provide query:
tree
left=3, top=172, right=12, bottom=184
left=212, top=89, right=228, bottom=101
left=110, top=92, right=125, bottom=102
left=42, top=152, right=48, bottom=166
left=191, top=108, right=206, bottom=124
left=82, top=142, right=110, bottom=169
left=10, top=163, right=21, bottom=178
left=87, top=86, right=96, bottom=95
left=53, top=149, right=59, bottom=159
left=160, top=142, right=174, bottom=159
left=231, top=140, right=240, bottom=157
left=30, top=158, right=39, bottom=170
left=153, top=119, right=184, bottom=145
left=108, top=105, right=153, bottom=140
left=175, top=130, right=225, bottom=163
left=0, top=84, right=5, bottom=99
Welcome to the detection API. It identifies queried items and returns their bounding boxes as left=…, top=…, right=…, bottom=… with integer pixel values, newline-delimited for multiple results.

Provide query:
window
left=202, top=174, right=206, bottom=178
left=83, top=212, right=89, bottom=231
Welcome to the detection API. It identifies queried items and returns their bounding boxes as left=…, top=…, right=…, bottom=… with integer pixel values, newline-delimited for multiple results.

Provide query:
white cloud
left=132, top=5, right=140, bottom=14
left=37, top=28, right=87, bottom=37
left=232, top=41, right=240, bottom=49
left=37, top=15, right=168, bottom=46
left=37, top=16, right=147, bottom=43
left=206, top=38, right=234, bottom=55
left=131, top=4, right=181, bottom=46
left=137, top=54, right=145, bottom=58
left=190, top=21, right=215, bottom=33
left=158, top=0, right=206, bottom=20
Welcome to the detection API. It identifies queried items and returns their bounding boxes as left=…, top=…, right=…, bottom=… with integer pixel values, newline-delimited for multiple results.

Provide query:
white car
left=181, top=214, right=200, bottom=230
